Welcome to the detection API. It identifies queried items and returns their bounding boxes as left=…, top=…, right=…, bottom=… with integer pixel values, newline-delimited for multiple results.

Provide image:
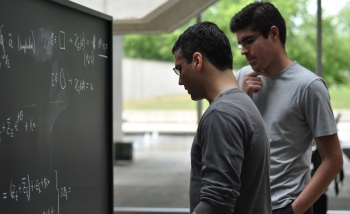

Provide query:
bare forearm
left=292, top=157, right=342, bottom=214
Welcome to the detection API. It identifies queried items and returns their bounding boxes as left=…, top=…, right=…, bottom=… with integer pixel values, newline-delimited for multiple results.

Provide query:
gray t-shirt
left=236, top=62, right=337, bottom=210
left=190, top=88, right=271, bottom=214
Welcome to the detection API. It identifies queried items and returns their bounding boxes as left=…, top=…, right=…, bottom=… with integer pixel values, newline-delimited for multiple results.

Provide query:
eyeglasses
left=172, top=57, right=206, bottom=75
left=236, top=33, right=262, bottom=49
left=173, top=60, right=187, bottom=75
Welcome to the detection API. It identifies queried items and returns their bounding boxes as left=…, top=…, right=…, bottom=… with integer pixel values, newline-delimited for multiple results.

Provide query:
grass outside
left=329, top=84, right=350, bottom=109
left=124, top=94, right=209, bottom=110
left=124, top=84, right=350, bottom=110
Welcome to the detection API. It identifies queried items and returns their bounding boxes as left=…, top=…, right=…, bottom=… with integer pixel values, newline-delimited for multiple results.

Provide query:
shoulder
left=289, top=62, right=319, bottom=81
left=203, top=89, right=260, bottom=125
left=283, top=62, right=325, bottom=88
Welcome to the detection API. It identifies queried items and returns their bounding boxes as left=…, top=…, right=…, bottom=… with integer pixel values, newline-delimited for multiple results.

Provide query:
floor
left=113, top=134, right=350, bottom=211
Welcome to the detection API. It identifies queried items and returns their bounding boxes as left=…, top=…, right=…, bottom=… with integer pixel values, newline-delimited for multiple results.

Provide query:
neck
left=265, top=50, right=293, bottom=76
left=205, top=69, right=239, bottom=104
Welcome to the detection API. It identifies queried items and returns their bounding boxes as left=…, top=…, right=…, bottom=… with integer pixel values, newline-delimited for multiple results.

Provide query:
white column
left=113, top=34, right=123, bottom=141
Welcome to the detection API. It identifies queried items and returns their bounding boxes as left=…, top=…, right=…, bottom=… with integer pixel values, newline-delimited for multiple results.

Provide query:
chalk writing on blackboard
left=0, top=110, right=37, bottom=141
left=43, top=206, right=55, bottom=214
left=54, top=170, right=72, bottom=214
left=59, top=31, right=65, bottom=50
left=6, top=174, right=50, bottom=201
left=0, top=1, right=112, bottom=213
left=75, top=78, right=94, bottom=94
left=52, top=68, right=67, bottom=89
left=84, top=49, right=94, bottom=66
left=1, top=26, right=109, bottom=71
left=2, top=170, right=71, bottom=213
left=18, top=30, right=35, bottom=54
left=0, top=25, right=11, bottom=69
left=51, top=67, right=94, bottom=94
left=98, top=38, right=108, bottom=58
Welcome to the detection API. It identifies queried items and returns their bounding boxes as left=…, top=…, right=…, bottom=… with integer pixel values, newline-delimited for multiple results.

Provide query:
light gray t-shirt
left=190, top=88, right=271, bottom=214
left=236, top=62, right=337, bottom=210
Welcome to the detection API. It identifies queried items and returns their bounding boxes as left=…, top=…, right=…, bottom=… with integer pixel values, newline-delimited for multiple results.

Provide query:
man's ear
left=192, top=52, right=204, bottom=70
left=269, top=26, right=280, bottom=42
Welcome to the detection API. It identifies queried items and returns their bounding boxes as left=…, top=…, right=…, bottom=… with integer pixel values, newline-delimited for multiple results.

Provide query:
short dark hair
left=229, top=2, right=287, bottom=48
left=172, top=21, right=233, bottom=70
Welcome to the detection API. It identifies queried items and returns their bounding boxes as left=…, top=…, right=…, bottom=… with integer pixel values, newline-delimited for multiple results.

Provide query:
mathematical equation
left=0, top=24, right=109, bottom=70
left=65, top=31, right=108, bottom=66
left=0, top=25, right=35, bottom=69
left=0, top=110, right=36, bottom=143
left=2, top=170, right=71, bottom=213
left=51, top=68, right=94, bottom=95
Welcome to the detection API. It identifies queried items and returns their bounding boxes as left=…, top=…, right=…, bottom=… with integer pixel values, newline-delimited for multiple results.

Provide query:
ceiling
left=70, top=0, right=217, bottom=34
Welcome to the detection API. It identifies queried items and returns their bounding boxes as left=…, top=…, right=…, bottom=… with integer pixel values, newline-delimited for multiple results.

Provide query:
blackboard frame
left=51, top=0, right=113, bottom=21
left=0, top=0, right=114, bottom=213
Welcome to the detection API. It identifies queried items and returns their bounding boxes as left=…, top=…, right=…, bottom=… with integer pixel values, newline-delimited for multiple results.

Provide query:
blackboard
left=0, top=0, right=113, bottom=213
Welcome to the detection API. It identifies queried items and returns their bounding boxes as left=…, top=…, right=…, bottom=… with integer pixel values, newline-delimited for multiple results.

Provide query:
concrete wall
left=122, top=58, right=186, bottom=101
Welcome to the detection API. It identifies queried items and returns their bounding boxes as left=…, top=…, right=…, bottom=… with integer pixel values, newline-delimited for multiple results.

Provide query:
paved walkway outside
left=114, top=134, right=350, bottom=212
left=114, top=109, right=350, bottom=213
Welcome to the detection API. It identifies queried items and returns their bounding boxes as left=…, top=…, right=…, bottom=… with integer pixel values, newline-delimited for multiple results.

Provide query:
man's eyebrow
left=175, top=63, right=182, bottom=69
left=239, top=35, right=254, bottom=43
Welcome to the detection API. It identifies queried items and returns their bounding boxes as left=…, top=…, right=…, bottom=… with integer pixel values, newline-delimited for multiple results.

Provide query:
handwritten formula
left=0, top=1, right=112, bottom=213
left=0, top=111, right=36, bottom=142
left=51, top=68, right=94, bottom=94
left=2, top=170, right=71, bottom=214
left=0, top=24, right=108, bottom=71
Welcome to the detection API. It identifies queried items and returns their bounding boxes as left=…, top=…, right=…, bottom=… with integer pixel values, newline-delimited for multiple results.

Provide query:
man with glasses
left=230, top=2, right=343, bottom=214
left=172, top=21, right=271, bottom=214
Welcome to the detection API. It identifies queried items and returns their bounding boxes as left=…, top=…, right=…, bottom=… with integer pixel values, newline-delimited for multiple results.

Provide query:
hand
left=242, top=71, right=266, bottom=98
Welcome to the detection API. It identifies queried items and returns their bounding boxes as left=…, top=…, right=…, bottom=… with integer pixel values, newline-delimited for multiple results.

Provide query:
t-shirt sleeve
left=194, top=110, right=245, bottom=214
left=302, top=79, right=337, bottom=137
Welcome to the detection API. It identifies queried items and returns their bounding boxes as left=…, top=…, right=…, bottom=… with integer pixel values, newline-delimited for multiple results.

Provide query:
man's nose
left=241, top=46, right=249, bottom=55
left=178, top=74, right=183, bottom=85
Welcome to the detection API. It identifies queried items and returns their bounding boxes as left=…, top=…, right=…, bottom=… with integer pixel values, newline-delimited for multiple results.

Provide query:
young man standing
left=172, top=22, right=271, bottom=214
left=230, top=2, right=343, bottom=214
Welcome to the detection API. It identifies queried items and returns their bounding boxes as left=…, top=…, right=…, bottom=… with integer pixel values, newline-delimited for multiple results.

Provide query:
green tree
left=201, top=0, right=310, bottom=71
left=123, top=0, right=350, bottom=85
left=325, top=1, right=350, bottom=84
left=286, top=0, right=350, bottom=85
left=337, top=1, right=350, bottom=36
